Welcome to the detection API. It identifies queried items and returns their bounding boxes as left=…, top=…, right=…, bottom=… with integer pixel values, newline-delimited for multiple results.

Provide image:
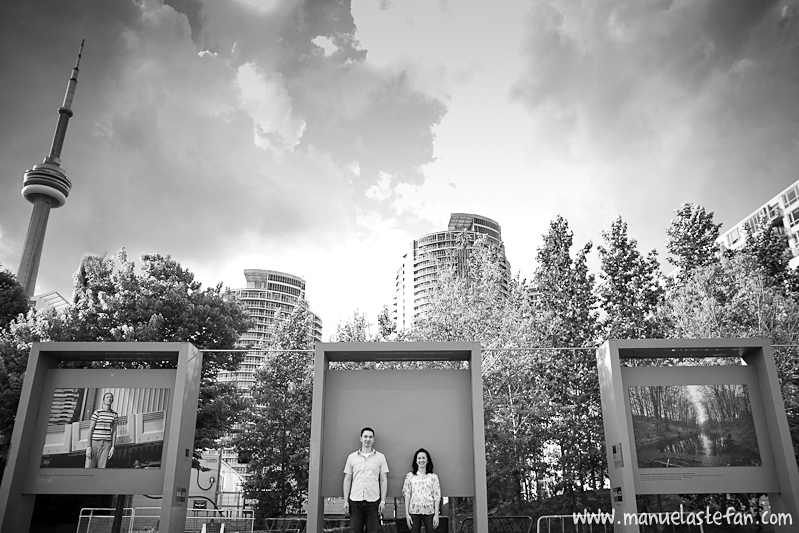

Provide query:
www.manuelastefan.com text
left=573, top=506, right=793, bottom=527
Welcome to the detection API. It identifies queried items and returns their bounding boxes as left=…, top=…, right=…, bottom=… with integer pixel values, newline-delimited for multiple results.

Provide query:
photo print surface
left=629, top=384, right=761, bottom=468
left=40, top=387, right=169, bottom=469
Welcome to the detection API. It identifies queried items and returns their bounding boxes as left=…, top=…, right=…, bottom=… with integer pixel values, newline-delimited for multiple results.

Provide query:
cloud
left=365, top=172, right=393, bottom=201
left=312, top=35, right=338, bottom=56
left=507, top=0, right=799, bottom=232
left=0, top=0, right=450, bottom=332
left=236, top=62, right=306, bottom=152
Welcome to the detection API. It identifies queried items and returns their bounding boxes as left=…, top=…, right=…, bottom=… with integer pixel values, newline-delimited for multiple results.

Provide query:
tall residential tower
left=17, top=41, right=84, bottom=298
left=217, top=269, right=322, bottom=478
left=394, top=213, right=510, bottom=329
left=217, top=269, right=322, bottom=395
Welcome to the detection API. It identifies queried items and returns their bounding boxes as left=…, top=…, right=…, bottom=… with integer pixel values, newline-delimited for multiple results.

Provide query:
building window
left=727, top=228, right=741, bottom=245
left=788, top=207, right=799, bottom=227
left=783, top=186, right=799, bottom=208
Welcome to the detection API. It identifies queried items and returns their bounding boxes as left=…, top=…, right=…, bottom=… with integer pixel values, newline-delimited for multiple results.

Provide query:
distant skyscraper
left=217, top=269, right=322, bottom=395
left=394, top=213, right=510, bottom=329
left=17, top=41, right=84, bottom=298
left=217, top=269, right=322, bottom=478
left=717, top=178, right=799, bottom=269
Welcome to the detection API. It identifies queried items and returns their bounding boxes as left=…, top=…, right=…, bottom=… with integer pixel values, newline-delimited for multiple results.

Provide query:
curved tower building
left=217, top=269, right=323, bottom=478
left=17, top=41, right=84, bottom=297
left=394, top=213, right=510, bottom=329
left=218, top=269, right=323, bottom=394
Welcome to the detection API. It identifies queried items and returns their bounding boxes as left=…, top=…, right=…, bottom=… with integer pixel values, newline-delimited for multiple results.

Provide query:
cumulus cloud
left=312, top=35, right=338, bottom=56
left=0, top=0, right=448, bottom=331
left=236, top=62, right=306, bottom=152
left=509, top=0, right=799, bottom=233
left=365, top=172, right=393, bottom=201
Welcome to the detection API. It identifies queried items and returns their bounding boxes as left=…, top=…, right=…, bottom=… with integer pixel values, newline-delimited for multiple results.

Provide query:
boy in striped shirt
left=85, top=392, right=118, bottom=468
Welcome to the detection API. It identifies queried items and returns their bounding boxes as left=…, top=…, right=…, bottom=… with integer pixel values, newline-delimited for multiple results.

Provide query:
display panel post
left=597, top=338, right=799, bottom=533
left=307, top=342, right=488, bottom=533
left=0, top=342, right=202, bottom=533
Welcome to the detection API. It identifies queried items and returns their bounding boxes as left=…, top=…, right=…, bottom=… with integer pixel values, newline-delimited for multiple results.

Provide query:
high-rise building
left=717, top=178, right=799, bottom=269
left=33, top=291, right=70, bottom=312
left=17, top=41, right=84, bottom=298
left=217, top=269, right=322, bottom=477
left=217, top=269, right=322, bottom=395
left=394, top=213, right=510, bottom=329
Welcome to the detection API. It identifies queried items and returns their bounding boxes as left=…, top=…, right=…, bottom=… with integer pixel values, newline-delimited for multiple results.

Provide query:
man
left=343, top=427, right=389, bottom=533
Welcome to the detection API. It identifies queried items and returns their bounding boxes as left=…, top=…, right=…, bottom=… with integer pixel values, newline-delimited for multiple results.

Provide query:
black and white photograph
left=630, top=384, right=761, bottom=468
left=40, top=387, right=169, bottom=469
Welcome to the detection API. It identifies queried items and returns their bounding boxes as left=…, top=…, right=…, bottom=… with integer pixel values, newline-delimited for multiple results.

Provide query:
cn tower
left=16, top=40, right=84, bottom=298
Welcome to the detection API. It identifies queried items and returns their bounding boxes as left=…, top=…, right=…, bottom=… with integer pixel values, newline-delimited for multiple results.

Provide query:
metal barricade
left=535, top=514, right=705, bottom=533
left=77, top=506, right=253, bottom=533
left=458, top=516, right=533, bottom=533
left=262, top=517, right=308, bottom=533
left=186, top=509, right=254, bottom=533
left=536, top=515, right=610, bottom=533
left=77, top=507, right=136, bottom=533
left=260, top=518, right=355, bottom=533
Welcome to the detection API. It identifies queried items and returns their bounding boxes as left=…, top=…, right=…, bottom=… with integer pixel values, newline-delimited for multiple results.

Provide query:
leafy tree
left=597, top=217, right=665, bottom=339
left=331, top=309, right=372, bottom=342
left=236, top=297, right=315, bottom=521
left=659, top=253, right=799, bottom=343
left=658, top=252, right=799, bottom=506
left=376, top=305, right=397, bottom=340
left=530, top=216, right=602, bottom=505
left=665, top=203, right=722, bottom=282
left=532, top=216, right=597, bottom=348
left=405, top=235, right=547, bottom=511
left=0, top=267, right=29, bottom=328
left=741, top=223, right=799, bottom=294
left=409, top=234, right=518, bottom=344
left=0, top=250, right=252, bottom=472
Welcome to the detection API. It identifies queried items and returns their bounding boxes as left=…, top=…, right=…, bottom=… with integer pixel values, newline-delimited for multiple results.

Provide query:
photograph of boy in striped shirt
left=85, top=392, right=118, bottom=468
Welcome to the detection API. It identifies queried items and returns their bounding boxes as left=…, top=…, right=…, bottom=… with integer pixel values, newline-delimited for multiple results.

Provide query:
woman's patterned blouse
left=402, top=472, right=441, bottom=515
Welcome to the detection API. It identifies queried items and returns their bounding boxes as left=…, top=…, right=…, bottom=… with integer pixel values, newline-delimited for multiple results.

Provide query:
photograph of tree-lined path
left=630, top=384, right=761, bottom=468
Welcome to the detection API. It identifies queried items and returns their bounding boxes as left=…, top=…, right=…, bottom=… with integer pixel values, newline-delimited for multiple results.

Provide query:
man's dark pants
left=349, top=498, right=380, bottom=533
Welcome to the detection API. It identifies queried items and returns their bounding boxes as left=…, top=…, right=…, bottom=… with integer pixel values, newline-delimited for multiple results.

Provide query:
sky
left=1, top=0, right=798, bottom=339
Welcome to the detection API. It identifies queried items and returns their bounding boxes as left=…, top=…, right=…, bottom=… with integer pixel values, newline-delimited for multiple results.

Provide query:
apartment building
left=394, top=213, right=510, bottom=329
left=717, top=179, right=799, bottom=268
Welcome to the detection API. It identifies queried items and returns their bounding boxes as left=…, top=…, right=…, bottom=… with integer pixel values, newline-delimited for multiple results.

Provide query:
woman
left=402, top=448, right=441, bottom=533
left=85, top=392, right=118, bottom=468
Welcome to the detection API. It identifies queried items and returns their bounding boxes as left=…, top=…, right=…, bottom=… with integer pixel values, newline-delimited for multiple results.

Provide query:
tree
left=0, top=250, right=252, bottom=472
left=404, top=235, right=547, bottom=511
left=376, top=305, right=398, bottom=340
left=236, top=297, right=315, bottom=520
left=741, top=223, right=799, bottom=294
left=597, top=217, right=665, bottom=339
left=659, top=253, right=799, bottom=343
left=532, top=216, right=597, bottom=348
left=331, top=309, right=372, bottom=342
left=658, top=252, right=799, bottom=507
left=530, top=216, right=602, bottom=505
left=665, top=203, right=722, bottom=282
left=409, top=234, right=520, bottom=345
left=0, top=267, right=29, bottom=328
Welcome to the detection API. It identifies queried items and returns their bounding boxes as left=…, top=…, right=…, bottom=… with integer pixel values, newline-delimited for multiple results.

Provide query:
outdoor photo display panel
left=24, top=368, right=175, bottom=494
left=321, top=369, right=475, bottom=497
left=622, top=365, right=778, bottom=494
